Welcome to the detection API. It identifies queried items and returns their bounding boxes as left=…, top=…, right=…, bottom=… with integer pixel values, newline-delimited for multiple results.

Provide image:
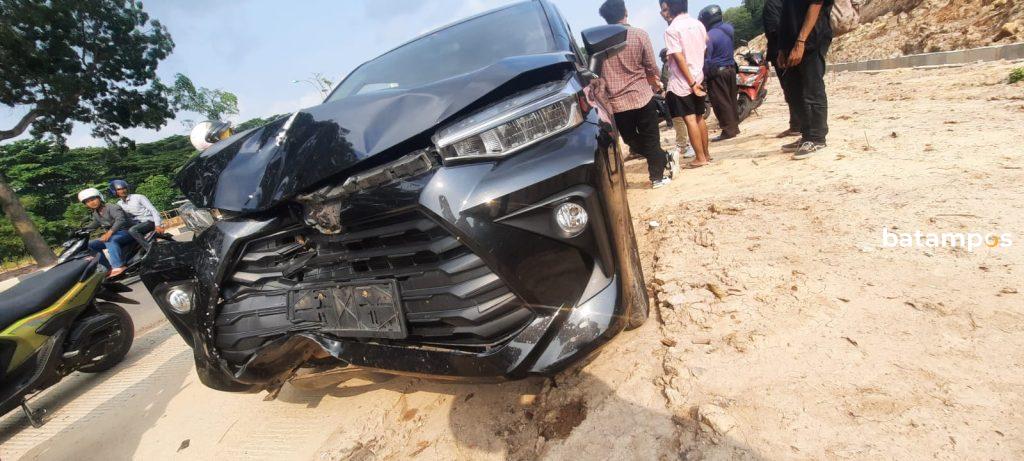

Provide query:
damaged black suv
left=142, top=0, right=648, bottom=392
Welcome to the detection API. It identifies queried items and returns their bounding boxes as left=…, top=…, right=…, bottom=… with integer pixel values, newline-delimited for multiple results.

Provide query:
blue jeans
left=87, top=230, right=136, bottom=268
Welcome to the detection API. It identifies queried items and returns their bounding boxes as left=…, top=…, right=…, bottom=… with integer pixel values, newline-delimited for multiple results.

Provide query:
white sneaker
left=682, top=145, right=696, bottom=158
left=652, top=178, right=672, bottom=189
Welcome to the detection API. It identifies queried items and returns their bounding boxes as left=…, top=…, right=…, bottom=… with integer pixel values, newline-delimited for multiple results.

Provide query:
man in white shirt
left=661, top=0, right=711, bottom=168
left=109, top=179, right=163, bottom=249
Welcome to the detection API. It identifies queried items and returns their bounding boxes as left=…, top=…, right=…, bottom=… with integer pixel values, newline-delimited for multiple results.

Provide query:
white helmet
left=78, top=188, right=103, bottom=203
left=190, top=120, right=233, bottom=151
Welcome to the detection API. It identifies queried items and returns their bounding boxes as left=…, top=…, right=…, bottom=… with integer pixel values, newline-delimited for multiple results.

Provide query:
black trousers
left=782, top=41, right=830, bottom=143
left=128, top=220, right=155, bottom=249
left=772, top=60, right=803, bottom=132
left=707, top=66, right=740, bottom=137
left=614, top=99, right=668, bottom=181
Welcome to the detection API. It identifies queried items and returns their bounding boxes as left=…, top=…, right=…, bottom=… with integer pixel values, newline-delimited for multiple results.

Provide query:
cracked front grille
left=214, top=210, right=535, bottom=364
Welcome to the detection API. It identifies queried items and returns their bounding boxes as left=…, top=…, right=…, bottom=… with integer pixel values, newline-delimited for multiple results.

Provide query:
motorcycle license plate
left=288, top=281, right=407, bottom=339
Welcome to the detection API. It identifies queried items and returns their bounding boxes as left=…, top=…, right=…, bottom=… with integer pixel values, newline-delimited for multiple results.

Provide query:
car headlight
left=432, top=79, right=585, bottom=162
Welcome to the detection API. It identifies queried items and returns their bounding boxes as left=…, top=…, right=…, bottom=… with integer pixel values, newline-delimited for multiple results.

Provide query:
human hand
left=155, top=226, right=165, bottom=234
left=777, top=51, right=787, bottom=68
left=692, top=82, right=707, bottom=98
left=787, top=42, right=806, bottom=68
left=99, top=231, right=112, bottom=243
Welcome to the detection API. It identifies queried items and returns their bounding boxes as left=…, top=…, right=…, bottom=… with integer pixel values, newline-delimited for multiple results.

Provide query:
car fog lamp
left=167, top=288, right=193, bottom=314
left=554, top=202, right=588, bottom=237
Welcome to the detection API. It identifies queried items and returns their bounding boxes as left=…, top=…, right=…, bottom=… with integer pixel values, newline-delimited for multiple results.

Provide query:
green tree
left=724, top=6, right=760, bottom=44
left=0, top=0, right=175, bottom=265
left=0, top=215, right=26, bottom=263
left=169, top=73, right=239, bottom=127
left=743, top=0, right=765, bottom=32
left=134, top=175, right=176, bottom=211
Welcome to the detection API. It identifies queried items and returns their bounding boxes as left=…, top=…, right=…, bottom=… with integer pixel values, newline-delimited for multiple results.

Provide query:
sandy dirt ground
left=1, top=61, right=1022, bottom=460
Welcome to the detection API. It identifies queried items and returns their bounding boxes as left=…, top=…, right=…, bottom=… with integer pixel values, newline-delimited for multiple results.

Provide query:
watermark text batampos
left=881, top=227, right=1013, bottom=252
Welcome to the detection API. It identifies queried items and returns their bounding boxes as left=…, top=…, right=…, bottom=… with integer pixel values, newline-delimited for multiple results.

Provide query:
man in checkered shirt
left=598, top=0, right=674, bottom=189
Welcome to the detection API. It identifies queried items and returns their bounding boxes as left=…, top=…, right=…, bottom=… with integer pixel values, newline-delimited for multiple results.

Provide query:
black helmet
left=698, top=5, right=723, bottom=29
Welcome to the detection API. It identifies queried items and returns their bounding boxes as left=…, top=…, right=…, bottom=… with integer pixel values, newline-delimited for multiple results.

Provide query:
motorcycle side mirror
left=581, top=25, right=628, bottom=75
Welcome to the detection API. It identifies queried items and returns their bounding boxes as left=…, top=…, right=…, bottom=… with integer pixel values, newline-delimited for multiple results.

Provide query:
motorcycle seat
left=0, top=259, right=91, bottom=331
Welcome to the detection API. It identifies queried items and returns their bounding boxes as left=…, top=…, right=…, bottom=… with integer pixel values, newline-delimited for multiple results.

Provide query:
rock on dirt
left=697, top=404, right=739, bottom=439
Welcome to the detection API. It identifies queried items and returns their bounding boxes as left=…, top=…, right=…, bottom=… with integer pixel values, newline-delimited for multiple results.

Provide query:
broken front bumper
left=142, top=119, right=628, bottom=391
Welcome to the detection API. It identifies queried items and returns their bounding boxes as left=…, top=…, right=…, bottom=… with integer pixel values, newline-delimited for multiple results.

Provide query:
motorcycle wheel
left=737, top=94, right=754, bottom=123
left=78, top=302, right=135, bottom=373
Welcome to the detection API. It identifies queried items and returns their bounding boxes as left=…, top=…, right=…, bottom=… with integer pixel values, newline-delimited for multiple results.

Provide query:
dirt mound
left=831, top=0, right=1024, bottom=62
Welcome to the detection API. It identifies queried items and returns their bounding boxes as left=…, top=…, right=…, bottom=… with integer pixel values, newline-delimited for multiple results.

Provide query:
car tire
left=596, top=129, right=650, bottom=331
left=622, top=225, right=650, bottom=330
left=78, top=302, right=134, bottom=373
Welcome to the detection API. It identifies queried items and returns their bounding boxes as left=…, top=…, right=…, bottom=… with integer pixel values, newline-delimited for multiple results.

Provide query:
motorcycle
left=0, top=258, right=136, bottom=427
left=57, top=228, right=174, bottom=285
left=735, top=48, right=770, bottom=122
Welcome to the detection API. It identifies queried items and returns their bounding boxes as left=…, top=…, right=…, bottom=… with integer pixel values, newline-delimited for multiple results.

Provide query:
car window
left=329, top=3, right=556, bottom=101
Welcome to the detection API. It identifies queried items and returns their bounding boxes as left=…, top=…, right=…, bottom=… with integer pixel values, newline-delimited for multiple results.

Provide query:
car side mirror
left=581, top=25, right=628, bottom=75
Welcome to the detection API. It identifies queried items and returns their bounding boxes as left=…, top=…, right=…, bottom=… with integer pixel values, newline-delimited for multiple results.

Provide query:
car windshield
left=327, top=3, right=556, bottom=101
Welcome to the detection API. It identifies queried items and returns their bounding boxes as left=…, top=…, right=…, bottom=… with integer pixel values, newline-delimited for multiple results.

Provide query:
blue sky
left=0, top=0, right=740, bottom=147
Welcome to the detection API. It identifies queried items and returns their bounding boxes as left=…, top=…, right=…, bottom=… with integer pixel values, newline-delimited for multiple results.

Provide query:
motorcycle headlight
left=433, top=79, right=585, bottom=162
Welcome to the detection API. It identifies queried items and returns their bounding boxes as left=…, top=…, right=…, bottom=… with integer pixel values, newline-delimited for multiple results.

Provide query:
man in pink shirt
left=661, top=0, right=711, bottom=168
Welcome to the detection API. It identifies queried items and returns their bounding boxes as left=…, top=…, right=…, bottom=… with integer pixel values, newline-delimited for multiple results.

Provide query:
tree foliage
left=1, top=0, right=178, bottom=264
left=0, top=0, right=176, bottom=144
left=743, top=0, right=765, bottom=31
left=722, top=0, right=767, bottom=45
left=724, top=7, right=760, bottom=44
left=0, top=137, right=193, bottom=247
left=0, top=114, right=269, bottom=262
left=134, top=175, right=176, bottom=211
left=169, top=73, right=239, bottom=125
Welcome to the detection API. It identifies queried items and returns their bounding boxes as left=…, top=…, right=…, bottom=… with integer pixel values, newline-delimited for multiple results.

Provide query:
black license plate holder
left=288, top=280, right=407, bottom=339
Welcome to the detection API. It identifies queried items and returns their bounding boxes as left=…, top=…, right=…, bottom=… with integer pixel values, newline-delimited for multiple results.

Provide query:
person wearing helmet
left=79, top=188, right=136, bottom=277
left=109, top=179, right=163, bottom=249
left=699, top=4, right=741, bottom=142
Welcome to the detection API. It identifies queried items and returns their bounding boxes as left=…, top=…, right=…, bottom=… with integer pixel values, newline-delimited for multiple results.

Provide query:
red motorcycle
left=735, top=48, right=770, bottom=122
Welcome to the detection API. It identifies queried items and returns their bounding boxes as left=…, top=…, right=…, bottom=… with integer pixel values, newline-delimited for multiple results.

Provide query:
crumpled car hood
left=177, top=52, right=577, bottom=213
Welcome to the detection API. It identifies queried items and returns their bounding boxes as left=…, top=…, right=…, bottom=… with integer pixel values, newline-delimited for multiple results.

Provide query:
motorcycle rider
left=699, top=5, right=741, bottom=142
left=78, top=188, right=136, bottom=277
left=109, top=179, right=163, bottom=249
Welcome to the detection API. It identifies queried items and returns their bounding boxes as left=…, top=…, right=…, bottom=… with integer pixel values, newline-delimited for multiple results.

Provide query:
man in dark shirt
left=699, top=5, right=741, bottom=142
left=778, top=0, right=834, bottom=159
left=78, top=187, right=137, bottom=276
left=763, top=0, right=802, bottom=138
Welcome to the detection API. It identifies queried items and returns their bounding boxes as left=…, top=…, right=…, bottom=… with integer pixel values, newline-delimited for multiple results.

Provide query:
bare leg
left=683, top=114, right=709, bottom=166
left=698, top=116, right=711, bottom=161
